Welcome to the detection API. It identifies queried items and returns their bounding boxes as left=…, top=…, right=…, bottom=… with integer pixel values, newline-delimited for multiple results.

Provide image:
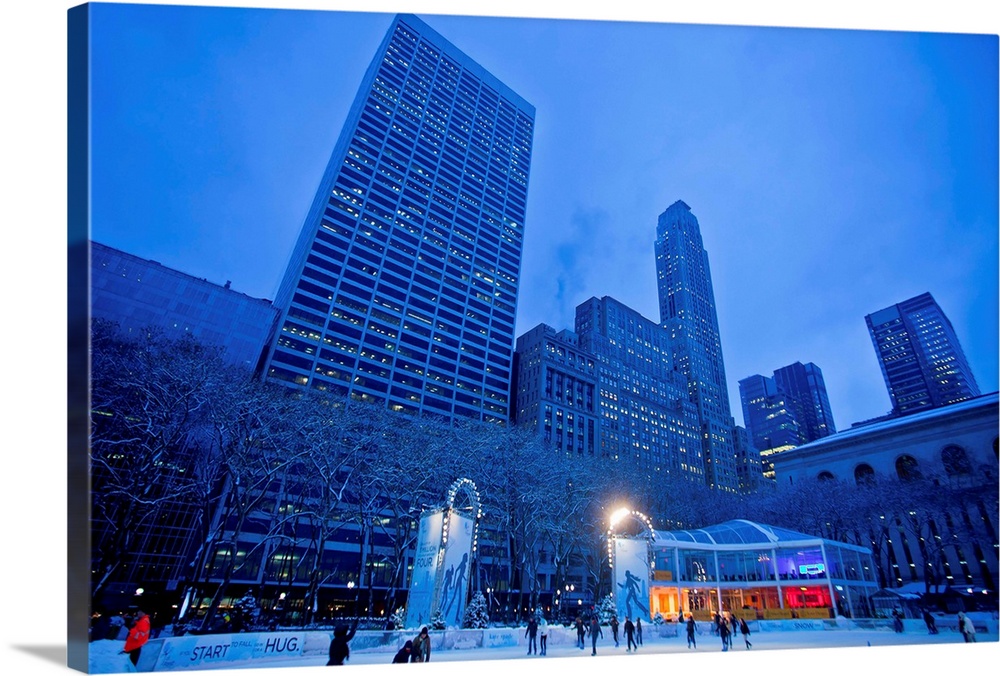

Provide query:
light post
left=347, top=581, right=357, bottom=618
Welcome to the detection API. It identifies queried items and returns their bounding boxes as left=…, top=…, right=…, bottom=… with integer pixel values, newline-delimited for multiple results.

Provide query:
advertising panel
left=438, top=511, right=475, bottom=627
left=406, top=509, right=445, bottom=628
left=153, top=632, right=305, bottom=671
left=613, top=538, right=651, bottom=621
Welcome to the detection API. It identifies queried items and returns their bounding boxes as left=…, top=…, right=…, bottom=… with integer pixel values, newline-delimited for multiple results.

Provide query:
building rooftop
left=786, top=391, right=998, bottom=458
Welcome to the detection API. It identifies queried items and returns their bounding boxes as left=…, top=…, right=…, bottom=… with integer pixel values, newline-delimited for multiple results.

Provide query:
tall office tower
left=512, top=323, right=600, bottom=457
left=866, top=292, right=981, bottom=416
left=654, top=200, right=739, bottom=491
left=262, top=14, right=534, bottom=423
left=773, top=361, right=836, bottom=441
left=739, top=373, right=802, bottom=480
left=574, top=296, right=703, bottom=479
left=90, top=241, right=278, bottom=371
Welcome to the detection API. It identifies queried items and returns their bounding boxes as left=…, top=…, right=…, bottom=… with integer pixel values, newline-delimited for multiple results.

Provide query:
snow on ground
left=88, top=623, right=998, bottom=675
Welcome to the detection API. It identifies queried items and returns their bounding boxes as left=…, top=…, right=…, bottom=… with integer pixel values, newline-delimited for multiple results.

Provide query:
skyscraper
left=739, top=373, right=801, bottom=451
left=655, top=200, right=739, bottom=491
left=773, top=361, right=836, bottom=441
left=739, top=362, right=835, bottom=480
left=866, top=292, right=980, bottom=416
left=261, top=14, right=535, bottom=423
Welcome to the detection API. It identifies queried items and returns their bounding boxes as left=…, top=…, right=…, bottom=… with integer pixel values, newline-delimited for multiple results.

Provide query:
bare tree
left=189, top=376, right=316, bottom=631
left=89, top=320, right=229, bottom=605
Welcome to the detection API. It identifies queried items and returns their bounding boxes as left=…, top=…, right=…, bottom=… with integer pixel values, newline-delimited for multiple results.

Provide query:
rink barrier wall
left=130, top=618, right=999, bottom=671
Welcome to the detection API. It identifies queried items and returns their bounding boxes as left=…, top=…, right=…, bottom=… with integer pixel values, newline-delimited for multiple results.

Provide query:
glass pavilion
left=642, top=520, right=879, bottom=620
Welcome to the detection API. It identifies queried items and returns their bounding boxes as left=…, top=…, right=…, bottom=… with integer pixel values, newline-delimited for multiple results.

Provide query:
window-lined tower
left=262, top=14, right=535, bottom=423
left=574, top=296, right=702, bottom=478
left=866, top=292, right=980, bottom=416
left=773, top=361, right=836, bottom=440
left=739, top=361, right=836, bottom=480
left=655, top=200, right=738, bottom=491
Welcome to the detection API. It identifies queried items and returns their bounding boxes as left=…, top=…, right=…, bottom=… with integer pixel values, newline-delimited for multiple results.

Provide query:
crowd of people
left=96, top=602, right=987, bottom=669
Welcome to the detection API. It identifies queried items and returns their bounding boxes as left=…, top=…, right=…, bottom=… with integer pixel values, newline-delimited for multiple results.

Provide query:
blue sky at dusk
left=87, top=2, right=998, bottom=430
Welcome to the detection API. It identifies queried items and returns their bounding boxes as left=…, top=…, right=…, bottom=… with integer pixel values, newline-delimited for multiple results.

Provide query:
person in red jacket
left=122, top=610, right=151, bottom=668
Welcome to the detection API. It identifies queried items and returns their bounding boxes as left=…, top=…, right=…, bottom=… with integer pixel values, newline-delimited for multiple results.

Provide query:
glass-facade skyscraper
left=773, top=361, right=836, bottom=441
left=866, top=292, right=980, bottom=416
left=655, top=200, right=738, bottom=491
left=739, top=362, right=835, bottom=479
left=261, top=14, right=534, bottom=423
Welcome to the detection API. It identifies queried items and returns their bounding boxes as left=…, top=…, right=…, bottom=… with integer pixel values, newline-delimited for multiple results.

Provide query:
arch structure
left=445, top=477, right=483, bottom=554
left=607, top=518, right=879, bottom=623
left=606, top=508, right=656, bottom=622
left=606, top=507, right=655, bottom=562
left=405, top=478, right=483, bottom=629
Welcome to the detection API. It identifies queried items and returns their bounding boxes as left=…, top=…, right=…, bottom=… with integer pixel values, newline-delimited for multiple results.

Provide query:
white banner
left=438, top=511, right=474, bottom=627
left=152, top=632, right=305, bottom=670
left=613, top=538, right=651, bottom=622
left=406, top=509, right=444, bottom=629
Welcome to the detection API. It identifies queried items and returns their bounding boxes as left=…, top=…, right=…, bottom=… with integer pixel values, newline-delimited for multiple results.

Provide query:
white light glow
left=609, top=507, right=631, bottom=528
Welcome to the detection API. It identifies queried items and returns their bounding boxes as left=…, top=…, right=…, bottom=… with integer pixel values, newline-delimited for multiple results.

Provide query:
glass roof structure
left=652, top=519, right=840, bottom=547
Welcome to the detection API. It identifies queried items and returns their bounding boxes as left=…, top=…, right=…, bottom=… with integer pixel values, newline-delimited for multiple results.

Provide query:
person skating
left=635, top=616, right=643, bottom=645
left=685, top=615, right=697, bottom=649
left=729, top=614, right=738, bottom=647
left=588, top=616, right=604, bottom=656
left=960, top=612, right=977, bottom=642
left=326, top=617, right=360, bottom=665
left=891, top=608, right=903, bottom=633
left=392, top=641, right=413, bottom=663
left=539, top=616, right=549, bottom=655
left=623, top=616, right=637, bottom=652
left=575, top=616, right=586, bottom=649
left=609, top=615, right=620, bottom=647
left=719, top=617, right=730, bottom=651
left=410, top=626, right=431, bottom=663
left=739, top=617, right=752, bottom=649
left=525, top=616, right=538, bottom=655
left=921, top=609, right=938, bottom=634
left=122, top=610, right=150, bottom=670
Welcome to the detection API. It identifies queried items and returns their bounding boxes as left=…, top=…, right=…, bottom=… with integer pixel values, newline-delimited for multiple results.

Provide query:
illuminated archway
left=606, top=506, right=655, bottom=565
left=607, top=507, right=655, bottom=622
left=444, top=477, right=483, bottom=554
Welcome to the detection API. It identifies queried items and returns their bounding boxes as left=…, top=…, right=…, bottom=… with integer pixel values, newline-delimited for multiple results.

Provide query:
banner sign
left=757, top=619, right=826, bottom=632
left=613, top=538, right=651, bottom=622
left=438, top=511, right=474, bottom=627
left=406, top=509, right=445, bottom=629
left=152, top=632, right=305, bottom=671
left=483, top=628, right=519, bottom=648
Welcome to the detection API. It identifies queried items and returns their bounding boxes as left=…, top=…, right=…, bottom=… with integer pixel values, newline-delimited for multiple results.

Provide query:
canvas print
left=67, top=2, right=999, bottom=674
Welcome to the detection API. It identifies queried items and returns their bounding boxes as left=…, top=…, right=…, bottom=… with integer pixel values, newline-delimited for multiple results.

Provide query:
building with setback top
left=655, top=201, right=739, bottom=491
